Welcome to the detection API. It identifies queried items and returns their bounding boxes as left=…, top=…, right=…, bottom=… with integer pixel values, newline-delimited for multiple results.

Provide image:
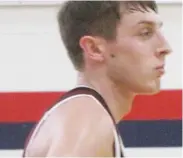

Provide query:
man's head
left=57, top=1, right=171, bottom=94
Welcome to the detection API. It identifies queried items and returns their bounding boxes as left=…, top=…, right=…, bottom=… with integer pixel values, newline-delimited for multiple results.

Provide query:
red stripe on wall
left=123, top=90, right=182, bottom=120
left=0, top=92, right=64, bottom=123
left=0, top=90, right=182, bottom=122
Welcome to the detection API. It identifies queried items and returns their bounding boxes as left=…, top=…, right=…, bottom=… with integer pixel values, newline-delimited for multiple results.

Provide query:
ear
left=79, top=36, right=105, bottom=62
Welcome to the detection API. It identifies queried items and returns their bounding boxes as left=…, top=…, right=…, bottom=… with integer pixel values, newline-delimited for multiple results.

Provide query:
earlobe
left=90, top=48, right=104, bottom=62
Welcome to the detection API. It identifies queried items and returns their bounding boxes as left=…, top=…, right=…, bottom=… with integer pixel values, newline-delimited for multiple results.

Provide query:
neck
left=77, top=71, right=135, bottom=123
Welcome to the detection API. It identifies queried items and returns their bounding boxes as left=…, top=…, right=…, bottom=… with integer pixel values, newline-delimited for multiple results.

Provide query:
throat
left=77, top=72, right=135, bottom=123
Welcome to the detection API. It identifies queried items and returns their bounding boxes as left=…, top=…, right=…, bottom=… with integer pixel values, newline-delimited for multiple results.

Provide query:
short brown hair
left=57, top=1, right=157, bottom=71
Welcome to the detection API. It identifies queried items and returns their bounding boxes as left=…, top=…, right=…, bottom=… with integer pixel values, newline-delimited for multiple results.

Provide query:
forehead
left=119, top=9, right=162, bottom=28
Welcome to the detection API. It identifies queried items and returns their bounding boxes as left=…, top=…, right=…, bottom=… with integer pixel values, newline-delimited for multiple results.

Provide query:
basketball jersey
left=23, top=86, right=125, bottom=157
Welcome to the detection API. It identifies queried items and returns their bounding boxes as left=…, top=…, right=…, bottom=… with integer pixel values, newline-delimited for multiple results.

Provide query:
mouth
left=155, top=64, right=165, bottom=77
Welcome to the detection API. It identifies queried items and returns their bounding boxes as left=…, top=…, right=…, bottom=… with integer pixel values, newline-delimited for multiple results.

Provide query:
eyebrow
left=137, top=20, right=163, bottom=28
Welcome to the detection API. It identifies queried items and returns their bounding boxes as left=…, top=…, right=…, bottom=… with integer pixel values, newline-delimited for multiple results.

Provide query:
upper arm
left=46, top=96, right=114, bottom=157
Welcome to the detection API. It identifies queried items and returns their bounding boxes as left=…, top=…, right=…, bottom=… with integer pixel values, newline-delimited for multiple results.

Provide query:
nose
left=156, top=45, right=172, bottom=57
left=155, top=33, right=172, bottom=57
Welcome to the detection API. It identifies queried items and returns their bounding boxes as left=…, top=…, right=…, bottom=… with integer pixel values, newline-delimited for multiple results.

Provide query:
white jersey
left=23, top=86, right=125, bottom=157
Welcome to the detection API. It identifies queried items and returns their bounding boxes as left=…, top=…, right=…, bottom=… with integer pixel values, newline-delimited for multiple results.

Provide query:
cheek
left=118, top=41, right=148, bottom=65
left=118, top=42, right=155, bottom=78
left=126, top=40, right=156, bottom=66
left=105, top=39, right=154, bottom=73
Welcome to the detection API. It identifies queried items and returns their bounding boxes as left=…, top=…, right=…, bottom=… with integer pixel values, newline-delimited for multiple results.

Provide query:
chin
left=135, top=89, right=160, bottom=95
left=133, top=81, right=161, bottom=95
left=139, top=83, right=161, bottom=95
left=143, top=88, right=161, bottom=95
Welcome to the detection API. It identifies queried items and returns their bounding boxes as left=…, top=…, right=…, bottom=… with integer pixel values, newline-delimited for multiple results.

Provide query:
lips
left=155, top=64, right=165, bottom=77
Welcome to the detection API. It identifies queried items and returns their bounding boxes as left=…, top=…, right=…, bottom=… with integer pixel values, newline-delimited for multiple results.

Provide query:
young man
left=23, top=1, right=171, bottom=157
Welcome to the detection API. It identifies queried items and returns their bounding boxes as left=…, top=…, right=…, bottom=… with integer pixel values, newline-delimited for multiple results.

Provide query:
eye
left=139, top=28, right=153, bottom=39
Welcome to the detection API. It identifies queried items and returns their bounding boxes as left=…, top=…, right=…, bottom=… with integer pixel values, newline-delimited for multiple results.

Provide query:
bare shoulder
left=45, top=95, right=115, bottom=157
